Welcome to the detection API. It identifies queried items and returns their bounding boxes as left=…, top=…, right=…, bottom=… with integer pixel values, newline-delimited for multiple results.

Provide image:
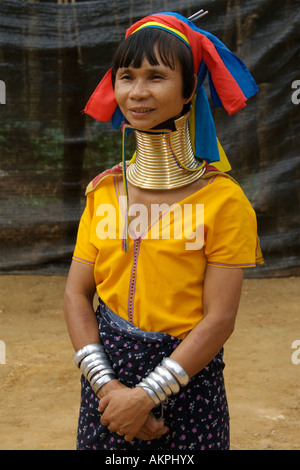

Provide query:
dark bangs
left=111, top=28, right=195, bottom=99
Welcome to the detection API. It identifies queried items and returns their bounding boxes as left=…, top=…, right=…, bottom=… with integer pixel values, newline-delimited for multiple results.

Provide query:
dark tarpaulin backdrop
left=0, top=0, right=299, bottom=277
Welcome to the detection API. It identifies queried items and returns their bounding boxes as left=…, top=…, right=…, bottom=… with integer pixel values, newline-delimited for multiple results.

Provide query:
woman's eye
left=117, top=71, right=133, bottom=81
left=150, top=75, right=163, bottom=80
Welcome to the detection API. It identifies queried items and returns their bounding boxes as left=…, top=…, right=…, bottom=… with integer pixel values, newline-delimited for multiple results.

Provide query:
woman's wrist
left=98, top=380, right=155, bottom=411
left=97, top=378, right=122, bottom=399
left=133, top=384, right=157, bottom=412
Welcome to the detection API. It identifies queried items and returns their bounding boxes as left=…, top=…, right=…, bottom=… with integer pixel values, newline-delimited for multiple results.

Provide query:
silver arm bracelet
left=92, top=374, right=116, bottom=395
left=81, top=358, right=108, bottom=377
left=136, top=382, right=160, bottom=406
left=74, top=343, right=104, bottom=367
left=141, top=376, right=166, bottom=403
left=154, top=365, right=180, bottom=394
left=161, top=357, right=189, bottom=386
left=135, top=357, right=189, bottom=408
left=89, top=369, right=115, bottom=387
left=74, top=344, right=116, bottom=395
left=147, top=371, right=173, bottom=397
left=79, top=352, right=110, bottom=371
left=86, top=364, right=113, bottom=382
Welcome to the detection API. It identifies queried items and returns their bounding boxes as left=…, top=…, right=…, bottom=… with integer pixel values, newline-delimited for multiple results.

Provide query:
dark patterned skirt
left=77, top=300, right=230, bottom=450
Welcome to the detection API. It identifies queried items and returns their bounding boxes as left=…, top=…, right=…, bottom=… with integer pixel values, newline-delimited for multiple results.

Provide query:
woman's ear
left=184, top=73, right=198, bottom=104
left=192, top=73, right=198, bottom=96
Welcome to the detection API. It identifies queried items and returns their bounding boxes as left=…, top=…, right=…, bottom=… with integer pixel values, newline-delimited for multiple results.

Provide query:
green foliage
left=0, top=118, right=135, bottom=176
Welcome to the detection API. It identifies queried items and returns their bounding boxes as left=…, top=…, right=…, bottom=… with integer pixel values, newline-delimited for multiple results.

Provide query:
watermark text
left=95, top=198, right=204, bottom=250
left=0, top=340, right=5, bottom=364
left=105, top=453, right=195, bottom=466
left=291, top=80, right=300, bottom=105
left=0, top=80, right=6, bottom=104
left=291, top=340, right=300, bottom=364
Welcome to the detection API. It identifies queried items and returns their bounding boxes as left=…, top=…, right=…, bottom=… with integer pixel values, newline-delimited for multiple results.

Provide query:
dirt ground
left=0, top=274, right=299, bottom=451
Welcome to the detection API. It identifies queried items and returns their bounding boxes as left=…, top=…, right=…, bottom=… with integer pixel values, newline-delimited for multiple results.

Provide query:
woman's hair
left=111, top=28, right=195, bottom=100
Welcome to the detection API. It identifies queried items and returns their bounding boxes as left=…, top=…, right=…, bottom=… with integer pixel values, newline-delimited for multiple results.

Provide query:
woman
left=63, top=12, right=263, bottom=450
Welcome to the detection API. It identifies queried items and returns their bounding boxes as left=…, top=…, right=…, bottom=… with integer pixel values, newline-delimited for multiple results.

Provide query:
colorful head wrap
left=84, top=11, right=258, bottom=167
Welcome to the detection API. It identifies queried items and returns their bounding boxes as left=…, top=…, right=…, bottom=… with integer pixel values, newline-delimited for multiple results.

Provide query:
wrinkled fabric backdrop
left=0, top=0, right=299, bottom=277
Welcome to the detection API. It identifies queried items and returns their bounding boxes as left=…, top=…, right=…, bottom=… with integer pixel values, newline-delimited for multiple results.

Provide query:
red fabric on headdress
left=84, top=69, right=117, bottom=122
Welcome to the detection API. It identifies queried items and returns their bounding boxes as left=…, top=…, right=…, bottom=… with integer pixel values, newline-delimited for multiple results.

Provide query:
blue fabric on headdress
left=194, top=86, right=220, bottom=162
left=112, top=106, right=124, bottom=130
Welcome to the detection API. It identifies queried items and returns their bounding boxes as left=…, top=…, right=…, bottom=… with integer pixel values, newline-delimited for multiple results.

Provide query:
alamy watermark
left=0, top=80, right=6, bottom=104
left=291, top=80, right=300, bottom=105
left=291, top=340, right=300, bottom=365
left=0, top=340, right=5, bottom=364
left=96, top=198, right=204, bottom=250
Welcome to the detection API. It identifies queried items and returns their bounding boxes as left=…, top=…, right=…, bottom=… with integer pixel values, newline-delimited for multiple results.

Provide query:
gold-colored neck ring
left=126, top=114, right=205, bottom=190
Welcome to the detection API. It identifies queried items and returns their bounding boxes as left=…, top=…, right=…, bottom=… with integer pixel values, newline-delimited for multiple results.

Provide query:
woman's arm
left=170, top=266, right=243, bottom=375
left=63, top=260, right=126, bottom=397
left=63, top=260, right=168, bottom=441
left=63, top=260, right=99, bottom=350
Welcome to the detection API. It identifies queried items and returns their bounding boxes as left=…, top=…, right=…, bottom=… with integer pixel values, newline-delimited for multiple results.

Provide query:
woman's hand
left=98, top=384, right=169, bottom=442
left=135, top=413, right=168, bottom=442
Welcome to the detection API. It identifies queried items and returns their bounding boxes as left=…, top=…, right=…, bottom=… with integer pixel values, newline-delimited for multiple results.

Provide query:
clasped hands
left=97, top=380, right=169, bottom=442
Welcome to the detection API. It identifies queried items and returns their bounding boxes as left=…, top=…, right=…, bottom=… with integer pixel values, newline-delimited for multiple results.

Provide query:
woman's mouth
left=130, top=108, right=154, bottom=116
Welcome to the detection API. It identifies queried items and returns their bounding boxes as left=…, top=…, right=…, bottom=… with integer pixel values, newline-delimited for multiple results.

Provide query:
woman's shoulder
left=202, top=170, right=256, bottom=215
left=202, top=165, right=237, bottom=185
left=204, top=169, right=247, bottom=195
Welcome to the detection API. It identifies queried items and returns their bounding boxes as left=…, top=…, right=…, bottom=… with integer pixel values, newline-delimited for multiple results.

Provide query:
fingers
left=104, top=422, right=132, bottom=442
left=98, top=391, right=169, bottom=442
left=135, top=426, right=169, bottom=441
left=137, top=415, right=169, bottom=441
left=135, top=429, right=159, bottom=441
left=101, top=413, right=169, bottom=442
left=118, top=415, right=169, bottom=442
left=98, top=396, right=109, bottom=413
left=145, top=415, right=168, bottom=434
left=100, top=407, right=146, bottom=442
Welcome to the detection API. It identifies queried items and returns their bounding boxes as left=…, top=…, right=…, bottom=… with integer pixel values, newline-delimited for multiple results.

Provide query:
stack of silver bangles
left=136, top=357, right=189, bottom=407
left=74, top=343, right=116, bottom=395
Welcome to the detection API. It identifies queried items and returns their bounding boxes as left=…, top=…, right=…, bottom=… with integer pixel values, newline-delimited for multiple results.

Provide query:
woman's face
left=114, top=51, right=192, bottom=131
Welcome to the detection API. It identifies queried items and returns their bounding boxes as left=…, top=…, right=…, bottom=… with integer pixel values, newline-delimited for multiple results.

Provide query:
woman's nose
left=128, top=80, right=150, bottom=100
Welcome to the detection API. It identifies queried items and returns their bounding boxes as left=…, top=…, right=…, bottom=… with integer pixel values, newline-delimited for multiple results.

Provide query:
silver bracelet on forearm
left=92, top=374, right=116, bottom=395
left=79, top=352, right=110, bottom=371
left=86, top=365, right=112, bottom=382
left=153, top=365, right=180, bottom=394
left=161, top=357, right=189, bottom=387
left=136, top=356, right=189, bottom=407
left=90, top=369, right=115, bottom=388
left=73, top=343, right=116, bottom=394
left=136, top=382, right=161, bottom=406
left=74, top=343, right=104, bottom=367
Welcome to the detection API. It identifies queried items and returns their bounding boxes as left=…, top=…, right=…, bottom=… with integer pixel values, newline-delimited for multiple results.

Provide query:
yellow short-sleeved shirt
left=73, top=171, right=263, bottom=339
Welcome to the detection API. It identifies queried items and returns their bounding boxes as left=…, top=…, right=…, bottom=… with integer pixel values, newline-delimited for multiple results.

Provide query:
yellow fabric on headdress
left=214, top=141, right=231, bottom=172
left=131, top=21, right=190, bottom=47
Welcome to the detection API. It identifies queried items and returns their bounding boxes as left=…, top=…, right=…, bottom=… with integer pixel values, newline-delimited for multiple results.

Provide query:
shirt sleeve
left=72, top=193, right=98, bottom=267
left=205, top=180, right=261, bottom=268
